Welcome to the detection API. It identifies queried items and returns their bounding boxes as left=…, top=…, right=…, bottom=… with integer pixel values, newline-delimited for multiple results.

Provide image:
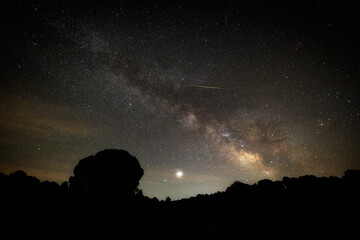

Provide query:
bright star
left=176, top=171, right=183, bottom=178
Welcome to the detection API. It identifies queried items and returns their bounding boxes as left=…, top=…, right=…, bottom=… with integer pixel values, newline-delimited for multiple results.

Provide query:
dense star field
left=1, top=0, right=359, bottom=200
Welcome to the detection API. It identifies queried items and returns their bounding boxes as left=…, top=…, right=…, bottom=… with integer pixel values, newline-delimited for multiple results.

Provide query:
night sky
left=1, top=0, right=359, bottom=200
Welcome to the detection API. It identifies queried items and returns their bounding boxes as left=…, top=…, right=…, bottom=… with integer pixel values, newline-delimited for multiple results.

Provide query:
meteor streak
left=186, top=85, right=226, bottom=90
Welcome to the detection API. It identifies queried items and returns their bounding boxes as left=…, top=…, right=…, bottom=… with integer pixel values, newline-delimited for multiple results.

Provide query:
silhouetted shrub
left=61, top=181, right=68, bottom=189
left=225, top=181, right=252, bottom=197
left=69, top=149, right=144, bottom=199
left=343, top=169, right=360, bottom=184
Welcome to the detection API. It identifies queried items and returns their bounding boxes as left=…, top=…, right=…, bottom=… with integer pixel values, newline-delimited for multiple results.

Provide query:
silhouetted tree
left=69, top=149, right=144, bottom=199
left=343, top=169, right=360, bottom=184
left=61, top=181, right=68, bottom=189
left=134, top=188, right=143, bottom=197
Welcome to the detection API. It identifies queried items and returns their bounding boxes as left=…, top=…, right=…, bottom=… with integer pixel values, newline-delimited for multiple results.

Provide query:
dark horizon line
left=2, top=168, right=359, bottom=201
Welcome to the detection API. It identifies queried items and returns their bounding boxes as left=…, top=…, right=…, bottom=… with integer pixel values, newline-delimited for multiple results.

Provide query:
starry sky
left=1, top=0, right=359, bottom=200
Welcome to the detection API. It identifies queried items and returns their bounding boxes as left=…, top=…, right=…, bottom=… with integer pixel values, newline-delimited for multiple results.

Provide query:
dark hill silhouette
left=1, top=149, right=359, bottom=239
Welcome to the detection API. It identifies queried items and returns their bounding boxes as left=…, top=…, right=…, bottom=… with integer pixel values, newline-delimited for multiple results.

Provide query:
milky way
left=1, top=1, right=359, bottom=199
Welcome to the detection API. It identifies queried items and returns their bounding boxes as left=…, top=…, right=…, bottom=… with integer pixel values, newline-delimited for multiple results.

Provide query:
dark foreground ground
left=1, top=170, right=360, bottom=239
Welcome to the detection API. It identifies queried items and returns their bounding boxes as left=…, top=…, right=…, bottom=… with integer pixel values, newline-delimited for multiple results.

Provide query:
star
left=176, top=171, right=184, bottom=178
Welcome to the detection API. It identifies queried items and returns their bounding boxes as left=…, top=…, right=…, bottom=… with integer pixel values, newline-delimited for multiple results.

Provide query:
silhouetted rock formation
left=69, top=149, right=144, bottom=199
left=1, top=150, right=359, bottom=239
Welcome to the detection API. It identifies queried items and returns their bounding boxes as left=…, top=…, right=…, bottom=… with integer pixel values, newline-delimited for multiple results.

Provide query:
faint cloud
left=0, top=92, right=102, bottom=141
